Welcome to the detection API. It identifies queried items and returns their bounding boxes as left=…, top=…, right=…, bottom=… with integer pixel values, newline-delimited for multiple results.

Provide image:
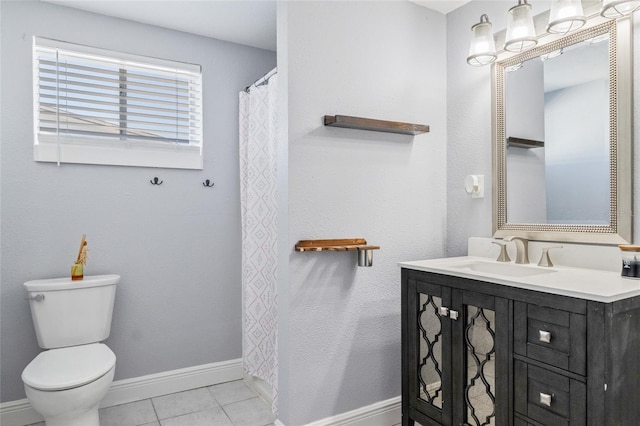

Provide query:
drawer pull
left=539, top=392, right=553, bottom=407
left=538, top=330, right=552, bottom=343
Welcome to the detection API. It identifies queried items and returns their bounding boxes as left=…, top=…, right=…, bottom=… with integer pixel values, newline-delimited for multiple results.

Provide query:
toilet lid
left=22, top=343, right=116, bottom=391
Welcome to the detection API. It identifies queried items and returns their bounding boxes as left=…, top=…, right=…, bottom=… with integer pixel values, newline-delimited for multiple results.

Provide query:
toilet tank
left=24, top=275, right=119, bottom=349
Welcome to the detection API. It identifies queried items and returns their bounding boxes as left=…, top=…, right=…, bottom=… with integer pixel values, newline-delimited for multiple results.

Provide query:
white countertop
left=399, top=256, right=640, bottom=303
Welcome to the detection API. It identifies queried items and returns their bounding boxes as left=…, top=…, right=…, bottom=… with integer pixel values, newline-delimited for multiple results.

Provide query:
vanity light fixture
left=547, top=0, right=586, bottom=33
left=601, top=0, right=640, bottom=17
left=467, top=14, right=498, bottom=66
left=466, top=0, right=640, bottom=67
left=504, top=0, right=538, bottom=52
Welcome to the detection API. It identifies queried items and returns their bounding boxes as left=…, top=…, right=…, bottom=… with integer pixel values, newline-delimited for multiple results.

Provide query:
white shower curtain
left=239, top=69, right=278, bottom=415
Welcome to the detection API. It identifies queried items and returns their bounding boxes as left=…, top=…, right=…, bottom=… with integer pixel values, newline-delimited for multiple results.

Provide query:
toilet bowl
left=21, top=275, right=119, bottom=426
left=23, top=343, right=116, bottom=426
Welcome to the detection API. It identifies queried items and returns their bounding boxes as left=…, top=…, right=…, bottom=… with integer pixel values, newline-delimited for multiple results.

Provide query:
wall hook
left=150, top=177, right=163, bottom=185
left=203, top=179, right=215, bottom=188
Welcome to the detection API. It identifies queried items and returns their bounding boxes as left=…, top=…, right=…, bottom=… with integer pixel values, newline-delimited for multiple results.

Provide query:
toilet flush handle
left=25, top=294, right=45, bottom=302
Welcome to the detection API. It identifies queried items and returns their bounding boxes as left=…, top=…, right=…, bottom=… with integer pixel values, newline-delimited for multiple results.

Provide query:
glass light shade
left=547, top=0, right=586, bottom=34
left=540, top=48, right=564, bottom=61
left=601, top=0, right=640, bottom=17
left=504, top=0, right=538, bottom=52
left=467, top=14, right=497, bottom=66
left=504, top=63, right=523, bottom=72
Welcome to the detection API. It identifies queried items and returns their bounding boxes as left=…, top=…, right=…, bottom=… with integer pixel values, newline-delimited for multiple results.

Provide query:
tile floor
left=27, top=380, right=275, bottom=426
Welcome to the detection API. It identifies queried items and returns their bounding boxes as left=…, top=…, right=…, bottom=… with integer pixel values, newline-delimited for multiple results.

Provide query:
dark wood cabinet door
left=403, top=271, right=511, bottom=426
left=404, top=275, right=453, bottom=425
left=451, top=289, right=511, bottom=426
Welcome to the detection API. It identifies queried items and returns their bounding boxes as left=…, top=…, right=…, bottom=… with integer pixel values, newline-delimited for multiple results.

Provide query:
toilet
left=21, top=274, right=120, bottom=426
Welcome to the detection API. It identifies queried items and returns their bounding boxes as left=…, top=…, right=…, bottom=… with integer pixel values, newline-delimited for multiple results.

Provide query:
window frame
left=32, top=37, right=203, bottom=169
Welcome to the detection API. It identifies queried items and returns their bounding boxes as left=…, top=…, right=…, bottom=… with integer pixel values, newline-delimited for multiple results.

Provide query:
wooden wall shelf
left=295, top=238, right=380, bottom=252
left=295, top=238, right=380, bottom=267
left=324, top=115, right=429, bottom=135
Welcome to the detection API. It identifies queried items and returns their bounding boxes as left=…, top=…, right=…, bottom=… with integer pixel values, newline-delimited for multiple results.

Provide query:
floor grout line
left=149, top=397, right=160, bottom=425
left=92, top=379, right=276, bottom=426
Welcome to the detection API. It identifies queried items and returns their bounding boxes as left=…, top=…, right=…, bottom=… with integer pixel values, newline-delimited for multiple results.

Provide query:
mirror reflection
left=505, top=35, right=610, bottom=225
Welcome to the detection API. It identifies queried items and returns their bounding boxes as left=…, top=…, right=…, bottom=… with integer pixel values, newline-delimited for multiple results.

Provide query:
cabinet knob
left=437, top=306, right=459, bottom=320
left=539, top=392, right=553, bottom=407
left=539, top=330, right=552, bottom=343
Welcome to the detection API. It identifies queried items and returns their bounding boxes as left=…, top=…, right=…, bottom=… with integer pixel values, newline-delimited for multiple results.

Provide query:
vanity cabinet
left=401, top=268, right=640, bottom=426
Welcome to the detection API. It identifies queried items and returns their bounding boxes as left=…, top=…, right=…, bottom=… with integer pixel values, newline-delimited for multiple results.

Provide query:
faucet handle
left=538, top=246, right=563, bottom=267
left=492, top=241, right=511, bottom=262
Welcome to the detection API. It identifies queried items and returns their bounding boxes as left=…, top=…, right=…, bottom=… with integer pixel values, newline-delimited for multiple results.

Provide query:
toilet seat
left=22, top=343, right=115, bottom=391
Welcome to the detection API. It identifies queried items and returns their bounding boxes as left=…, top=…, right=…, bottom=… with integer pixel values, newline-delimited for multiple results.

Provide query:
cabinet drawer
left=514, top=302, right=586, bottom=375
left=514, top=360, right=586, bottom=426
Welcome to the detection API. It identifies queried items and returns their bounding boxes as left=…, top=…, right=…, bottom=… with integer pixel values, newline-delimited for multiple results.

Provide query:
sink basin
left=448, top=260, right=557, bottom=278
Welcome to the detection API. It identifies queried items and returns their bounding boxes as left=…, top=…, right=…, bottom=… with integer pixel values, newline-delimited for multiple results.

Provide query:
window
left=33, top=37, right=203, bottom=169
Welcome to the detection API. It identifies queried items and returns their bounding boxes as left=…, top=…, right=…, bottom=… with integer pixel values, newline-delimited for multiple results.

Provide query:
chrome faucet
left=504, top=236, right=529, bottom=264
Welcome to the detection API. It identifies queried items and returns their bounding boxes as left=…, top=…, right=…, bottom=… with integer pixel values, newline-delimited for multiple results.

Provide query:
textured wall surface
left=283, top=2, right=447, bottom=424
left=445, top=1, right=504, bottom=257
left=0, top=1, right=275, bottom=402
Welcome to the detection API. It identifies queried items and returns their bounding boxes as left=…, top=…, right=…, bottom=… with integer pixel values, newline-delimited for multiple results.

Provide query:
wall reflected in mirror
left=505, top=34, right=610, bottom=225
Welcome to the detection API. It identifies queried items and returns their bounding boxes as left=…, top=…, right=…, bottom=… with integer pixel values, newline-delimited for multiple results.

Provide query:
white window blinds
left=33, top=37, right=203, bottom=169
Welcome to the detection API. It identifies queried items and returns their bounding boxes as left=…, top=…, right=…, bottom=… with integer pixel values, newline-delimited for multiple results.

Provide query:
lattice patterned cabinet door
left=465, top=305, right=497, bottom=426
left=418, top=293, right=444, bottom=409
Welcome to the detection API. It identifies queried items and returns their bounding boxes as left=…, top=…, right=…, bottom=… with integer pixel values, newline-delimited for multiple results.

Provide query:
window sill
left=34, top=140, right=203, bottom=170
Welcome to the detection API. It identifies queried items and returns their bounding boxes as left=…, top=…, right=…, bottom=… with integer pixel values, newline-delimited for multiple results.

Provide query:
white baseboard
left=101, top=358, right=243, bottom=407
left=303, top=396, right=401, bottom=426
left=2, top=359, right=399, bottom=426
left=0, top=399, right=42, bottom=426
left=243, top=373, right=273, bottom=404
left=0, top=358, right=243, bottom=426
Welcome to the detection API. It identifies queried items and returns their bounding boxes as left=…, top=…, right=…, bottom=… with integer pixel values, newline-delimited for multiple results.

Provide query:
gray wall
left=281, top=2, right=447, bottom=424
left=0, top=1, right=275, bottom=402
left=545, top=79, right=610, bottom=224
left=446, top=1, right=514, bottom=256
left=505, top=60, right=547, bottom=223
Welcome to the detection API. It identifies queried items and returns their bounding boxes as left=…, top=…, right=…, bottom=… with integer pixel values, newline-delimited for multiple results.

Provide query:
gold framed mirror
left=492, top=16, right=632, bottom=244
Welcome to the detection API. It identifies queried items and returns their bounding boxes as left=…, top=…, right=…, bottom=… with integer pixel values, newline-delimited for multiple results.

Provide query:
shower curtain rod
left=245, top=68, right=277, bottom=92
